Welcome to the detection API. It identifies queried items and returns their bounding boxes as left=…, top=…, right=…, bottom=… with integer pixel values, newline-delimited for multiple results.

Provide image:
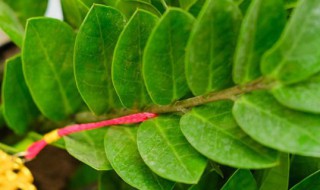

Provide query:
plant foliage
left=1, top=0, right=320, bottom=188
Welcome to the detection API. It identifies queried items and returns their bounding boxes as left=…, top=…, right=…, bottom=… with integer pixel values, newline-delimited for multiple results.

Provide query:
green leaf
left=188, top=170, right=222, bottom=190
left=74, top=5, right=125, bottom=114
left=221, top=169, right=258, bottom=190
left=180, top=100, right=279, bottom=169
left=116, top=0, right=161, bottom=18
left=2, top=56, right=39, bottom=134
left=99, top=170, right=136, bottom=190
left=61, top=0, right=89, bottom=28
left=290, top=156, right=320, bottom=186
left=233, top=91, right=320, bottom=157
left=290, top=170, right=320, bottom=190
left=3, top=0, right=48, bottom=25
left=64, top=128, right=112, bottom=170
left=256, top=153, right=289, bottom=190
left=188, top=0, right=205, bottom=17
left=105, top=126, right=175, bottom=190
left=0, top=1, right=24, bottom=47
left=137, top=116, right=207, bottom=184
left=233, top=0, right=286, bottom=84
left=143, top=8, right=194, bottom=105
left=112, top=10, right=158, bottom=108
left=68, top=164, right=99, bottom=189
left=272, top=73, right=320, bottom=114
left=261, top=0, right=320, bottom=84
left=22, top=18, right=83, bottom=121
left=186, top=0, right=242, bottom=96
left=179, top=0, right=197, bottom=10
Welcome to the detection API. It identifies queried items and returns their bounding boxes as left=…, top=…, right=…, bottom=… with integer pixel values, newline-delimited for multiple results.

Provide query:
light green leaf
left=180, top=100, right=279, bottom=169
left=0, top=1, right=24, bottom=47
left=137, top=116, right=207, bottom=184
left=64, top=128, right=112, bottom=170
left=261, top=0, right=320, bottom=84
left=116, top=0, right=161, bottom=18
left=61, top=0, right=89, bottom=28
left=22, top=18, right=83, bottom=121
left=290, top=170, right=320, bottom=190
left=233, top=0, right=286, bottom=84
left=3, top=0, right=48, bottom=25
left=179, top=0, right=197, bottom=10
left=105, top=126, right=175, bottom=190
left=272, top=73, right=320, bottom=114
left=143, top=8, right=194, bottom=105
left=112, top=10, right=158, bottom=108
left=256, top=153, right=289, bottom=190
left=2, top=56, right=39, bottom=134
left=221, top=169, right=258, bottom=190
left=186, top=0, right=241, bottom=96
left=74, top=5, right=125, bottom=114
left=233, top=91, right=320, bottom=157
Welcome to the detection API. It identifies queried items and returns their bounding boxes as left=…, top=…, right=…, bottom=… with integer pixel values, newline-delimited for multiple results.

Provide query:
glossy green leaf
left=261, top=0, right=320, bottom=84
left=2, top=56, right=39, bottom=134
left=221, top=169, right=257, bottom=190
left=3, top=0, right=48, bottom=25
left=272, top=73, right=320, bottom=114
left=233, top=0, right=286, bottom=84
left=74, top=5, right=125, bottom=114
left=105, top=126, right=175, bottom=190
left=186, top=0, right=241, bottom=96
left=143, top=8, right=194, bottom=105
left=180, top=100, right=279, bottom=169
left=233, top=91, right=320, bottom=157
left=64, top=128, right=112, bottom=170
left=116, top=0, right=161, bottom=18
left=112, top=10, right=158, bottom=108
left=0, top=1, right=24, bottom=47
left=61, top=0, right=89, bottom=28
left=179, top=0, right=197, bottom=10
left=290, top=171, right=320, bottom=190
left=256, top=153, right=289, bottom=190
left=137, top=116, right=207, bottom=184
left=22, top=18, right=83, bottom=121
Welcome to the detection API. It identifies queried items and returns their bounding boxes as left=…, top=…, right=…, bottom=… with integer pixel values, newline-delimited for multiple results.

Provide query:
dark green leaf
left=61, top=0, right=89, bottom=28
left=272, top=73, right=320, bottom=114
left=221, top=169, right=258, bottom=190
left=290, top=171, right=320, bottom=190
left=143, top=8, right=194, bottom=105
left=188, top=0, right=205, bottom=17
left=188, top=170, right=222, bottom=190
left=233, top=91, right=320, bottom=157
left=2, top=56, right=39, bottom=134
left=3, top=0, right=48, bottom=25
left=261, top=0, right=320, bottom=84
left=186, top=0, right=241, bottom=95
left=99, top=170, right=136, bottom=190
left=179, top=0, right=197, bottom=10
left=0, top=1, right=24, bottom=47
left=137, top=116, right=207, bottom=184
left=68, top=164, right=99, bottom=189
left=74, top=5, right=125, bottom=114
left=256, top=153, right=289, bottom=190
left=64, top=128, right=112, bottom=170
left=180, top=100, right=279, bottom=169
left=105, top=126, right=175, bottom=190
left=290, top=156, right=320, bottom=187
left=116, top=0, right=161, bottom=18
left=233, top=0, right=285, bottom=84
left=22, top=18, right=83, bottom=121
left=112, top=10, right=158, bottom=108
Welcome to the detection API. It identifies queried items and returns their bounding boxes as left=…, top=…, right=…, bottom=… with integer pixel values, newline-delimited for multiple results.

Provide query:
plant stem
left=0, top=142, right=19, bottom=154
left=75, top=78, right=268, bottom=123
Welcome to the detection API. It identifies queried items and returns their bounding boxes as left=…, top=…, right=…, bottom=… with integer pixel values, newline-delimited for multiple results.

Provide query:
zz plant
left=0, top=0, right=320, bottom=189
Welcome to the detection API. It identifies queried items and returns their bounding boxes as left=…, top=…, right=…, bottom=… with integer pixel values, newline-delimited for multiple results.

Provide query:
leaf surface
left=112, top=10, right=158, bottom=108
left=143, top=8, right=194, bottom=105
left=221, top=169, right=258, bottom=190
left=74, top=5, right=125, bottom=114
left=290, top=171, right=320, bottom=190
left=233, top=0, right=285, bottom=84
left=261, top=0, right=320, bottom=84
left=105, top=126, right=174, bottom=190
left=2, top=56, right=39, bottom=134
left=233, top=91, right=320, bottom=157
left=186, top=0, right=241, bottom=95
left=180, top=100, right=279, bottom=169
left=137, top=116, right=207, bottom=184
left=23, top=18, right=83, bottom=120
left=116, top=0, right=161, bottom=18
left=61, top=0, right=89, bottom=28
left=64, top=128, right=112, bottom=170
